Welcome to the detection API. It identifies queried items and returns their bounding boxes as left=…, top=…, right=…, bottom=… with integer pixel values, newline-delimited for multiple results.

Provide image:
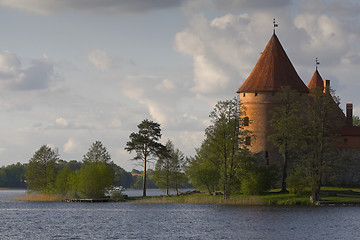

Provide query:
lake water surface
left=0, top=189, right=360, bottom=239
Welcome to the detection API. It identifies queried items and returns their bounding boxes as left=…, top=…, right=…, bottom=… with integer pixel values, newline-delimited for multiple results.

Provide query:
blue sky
left=0, top=0, right=360, bottom=171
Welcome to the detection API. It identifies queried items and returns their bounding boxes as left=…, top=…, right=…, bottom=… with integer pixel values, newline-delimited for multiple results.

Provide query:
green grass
left=129, top=187, right=360, bottom=206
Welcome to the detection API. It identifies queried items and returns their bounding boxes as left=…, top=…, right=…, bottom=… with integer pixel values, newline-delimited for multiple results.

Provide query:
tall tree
left=268, top=86, right=306, bottom=192
left=125, top=119, right=167, bottom=197
left=83, top=141, right=111, bottom=164
left=153, top=140, right=187, bottom=195
left=203, top=98, right=250, bottom=199
left=304, top=87, right=342, bottom=202
left=25, top=145, right=59, bottom=193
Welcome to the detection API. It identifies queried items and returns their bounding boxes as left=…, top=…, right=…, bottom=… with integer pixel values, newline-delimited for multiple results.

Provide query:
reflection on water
left=0, top=189, right=360, bottom=239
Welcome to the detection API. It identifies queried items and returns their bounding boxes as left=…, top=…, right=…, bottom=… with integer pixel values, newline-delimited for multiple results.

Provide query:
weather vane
left=316, top=58, right=320, bottom=70
left=273, top=18, right=278, bottom=34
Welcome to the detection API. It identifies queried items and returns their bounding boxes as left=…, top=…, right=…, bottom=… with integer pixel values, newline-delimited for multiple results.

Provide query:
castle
left=236, top=32, right=360, bottom=184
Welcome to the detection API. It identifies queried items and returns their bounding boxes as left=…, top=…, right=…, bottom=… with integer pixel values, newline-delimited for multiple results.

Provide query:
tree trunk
left=143, top=157, right=147, bottom=197
left=281, top=150, right=289, bottom=193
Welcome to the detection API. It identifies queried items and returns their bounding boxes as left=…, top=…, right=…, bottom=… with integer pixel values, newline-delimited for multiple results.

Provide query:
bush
left=110, top=191, right=127, bottom=202
left=287, top=167, right=309, bottom=195
left=241, top=165, right=278, bottom=195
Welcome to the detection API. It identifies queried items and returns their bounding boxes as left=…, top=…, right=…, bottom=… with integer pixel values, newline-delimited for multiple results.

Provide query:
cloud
left=0, top=0, right=185, bottom=15
left=63, top=138, right=80, bottom=154
left=87, top=49, right=115, bottom=72
left=121, top=74, right=205, bottom=130
left=55, top=117, right=69, bottom=128
left=0, top=51, right=58, bottom=91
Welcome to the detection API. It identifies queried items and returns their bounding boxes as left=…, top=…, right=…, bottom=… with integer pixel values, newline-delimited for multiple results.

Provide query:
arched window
left=244, top=117, right=249, bottom=126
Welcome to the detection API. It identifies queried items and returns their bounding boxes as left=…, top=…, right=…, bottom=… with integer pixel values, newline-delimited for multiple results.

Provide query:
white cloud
left=87, top=49, right=113, bottom=72
left=63, top=138, right=80, bottom=154
left=55, top=117, right=69, bottom=127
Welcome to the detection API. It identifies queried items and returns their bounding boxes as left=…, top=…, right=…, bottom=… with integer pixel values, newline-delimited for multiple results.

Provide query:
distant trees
left=25, top=145, right=59, bottom=193
left=125, top=119, right=167, bottom=197
left=0, top=163, right=27, bottom=188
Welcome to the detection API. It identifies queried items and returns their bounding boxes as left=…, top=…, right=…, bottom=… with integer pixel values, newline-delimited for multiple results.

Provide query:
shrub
left=241, top=165, right=278, bottom=195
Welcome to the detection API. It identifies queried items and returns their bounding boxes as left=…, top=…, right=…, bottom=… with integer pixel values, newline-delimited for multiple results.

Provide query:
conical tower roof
left=237, top=34, right=309, bottom=93
left=307, top=70, right=324, bottom=90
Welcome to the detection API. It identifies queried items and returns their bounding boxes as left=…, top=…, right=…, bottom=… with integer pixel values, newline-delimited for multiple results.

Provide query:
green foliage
left=186, top=156, right=220, bottom=194
left=125, top=119, right=167, bottom=196
left=110, top=162, right=134, bottom=188
left=54, top=167, right=73, bottom=195
left=110, top=190, right=126, bottom=202
left=153, top=140, right=188, bottom=195
left=83, top=141, right=111, bottom=164
left=353, top=115, right=360, bottom=127
left=77, top=162, right=114, bottom=198
left=287, top=167, right=310, bottom=195
left=241, top=165, right=278, bottom=195
left=25, top=145, right=59, bottom=193
left=0, top=163, right=27, bottom=188
left=268, top=86, right=306, bottom=192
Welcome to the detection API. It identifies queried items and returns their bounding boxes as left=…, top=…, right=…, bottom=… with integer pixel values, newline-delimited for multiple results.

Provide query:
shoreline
left=9, top=187, right=360, bottom=206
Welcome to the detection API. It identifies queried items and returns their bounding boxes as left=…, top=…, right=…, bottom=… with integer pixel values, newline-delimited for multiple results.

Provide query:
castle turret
left=237, top=33, right=308, bottom=164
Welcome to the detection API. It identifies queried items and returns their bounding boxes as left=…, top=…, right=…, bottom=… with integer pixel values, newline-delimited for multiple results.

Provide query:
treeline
left=0, top=144, right=190, bottom=192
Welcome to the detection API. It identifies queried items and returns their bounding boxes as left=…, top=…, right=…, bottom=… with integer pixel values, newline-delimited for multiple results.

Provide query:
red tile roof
left=237, top=34, right=309, bottom=93
left=307, top=70, right=324, bottom=90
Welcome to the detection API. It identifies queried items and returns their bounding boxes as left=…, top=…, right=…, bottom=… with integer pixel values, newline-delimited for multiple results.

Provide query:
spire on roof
left=273, top=18, right=278, bottom=35
left=307, top=69, right=324, bottom=90
left=315, top=58, right=320, bottom=71
left=237, top=34, right=309, bottom=93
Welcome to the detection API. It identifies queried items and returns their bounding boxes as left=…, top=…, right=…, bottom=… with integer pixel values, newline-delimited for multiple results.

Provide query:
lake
left=0, top=189, right=360, bottom=239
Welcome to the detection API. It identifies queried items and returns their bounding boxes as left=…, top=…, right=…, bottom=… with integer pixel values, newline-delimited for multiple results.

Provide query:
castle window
left=243, top=93, right=246, bottom=97
left=245, top=136, right=251, bottom=146
left=344, top=138, right=348, bottom=143
left=244, top=117, right=249, bottom=126
left=255, top=92, right=258, bottom=96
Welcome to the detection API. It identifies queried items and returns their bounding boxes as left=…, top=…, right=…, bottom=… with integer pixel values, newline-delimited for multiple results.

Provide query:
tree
left=76, top=162, right=113, bottom=198
left=25, top=145, right=59, bottom=193
left=125, top=119, right=167, bottom=196
left=204, top=98, right=249, bottom=199
left=303, top=87, right=342, bottom=202
left=54, top=167, right=73, bottom=195
left=83, top=141, right=111, bottom=164
left=153, top=140, right=188, bottom=195
left=186, top=154, right=220, bottom=195
left=353, top=115, right=360, bottom=127
left=268, top=86, right=306, bottom=192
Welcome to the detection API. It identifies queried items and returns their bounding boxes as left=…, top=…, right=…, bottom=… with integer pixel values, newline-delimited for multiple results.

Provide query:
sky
left=1, top=0, right=360, bottom=171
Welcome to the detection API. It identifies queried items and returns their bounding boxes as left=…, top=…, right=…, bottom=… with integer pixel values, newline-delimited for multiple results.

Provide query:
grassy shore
left=14, top=192, right=69, bottom=202
left=129, top=187, right=360, bottom=206
left=13, top=187, right=360, bottom=205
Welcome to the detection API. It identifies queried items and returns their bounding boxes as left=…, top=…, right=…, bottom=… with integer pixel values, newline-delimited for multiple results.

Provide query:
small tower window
left=244, top=117, right=249, bottom=126
left=255, top=92, right=258, bottom=96
left=245, top=136, right=251, bottom=146
left=243, top=93, right=246, bottom=97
